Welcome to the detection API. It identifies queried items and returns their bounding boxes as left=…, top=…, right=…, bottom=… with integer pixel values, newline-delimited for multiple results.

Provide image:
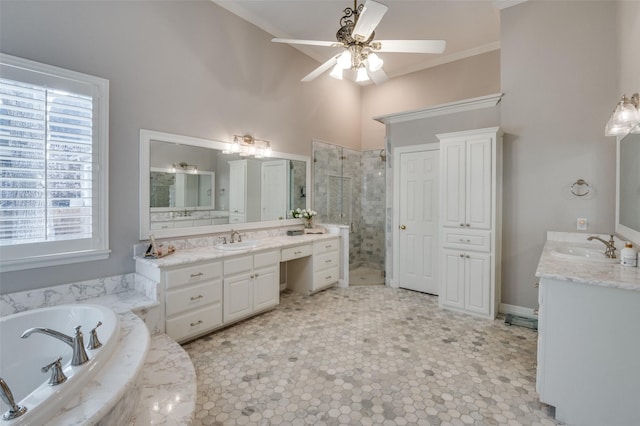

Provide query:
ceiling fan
left=272, top=0, right=446, bottom=85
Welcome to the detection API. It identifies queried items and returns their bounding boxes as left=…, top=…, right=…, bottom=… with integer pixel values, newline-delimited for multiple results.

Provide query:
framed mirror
left=616, top=129, right=640, bottom=245
left=139, top=129, right=310, bottom=240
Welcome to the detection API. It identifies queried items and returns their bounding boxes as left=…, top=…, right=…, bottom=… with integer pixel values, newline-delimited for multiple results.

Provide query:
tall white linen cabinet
left=437, top=127, right=502, bottom=319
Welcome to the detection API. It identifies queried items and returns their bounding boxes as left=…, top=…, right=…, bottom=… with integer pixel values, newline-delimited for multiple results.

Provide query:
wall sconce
left=605, top=93, right=640, bottom=136
left=223, top=134, right=272, bottom=158
left=172, top=162, right=198, bottom=173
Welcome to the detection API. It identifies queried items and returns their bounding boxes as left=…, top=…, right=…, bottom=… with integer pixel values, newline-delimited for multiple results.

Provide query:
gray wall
left=0, top=0, right=361, bottom=294
left=500, top=1, right=618, bottom=308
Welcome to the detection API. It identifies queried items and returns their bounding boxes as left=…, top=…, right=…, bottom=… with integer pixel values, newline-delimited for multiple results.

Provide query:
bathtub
left=0, top=304, right=119, bottom=425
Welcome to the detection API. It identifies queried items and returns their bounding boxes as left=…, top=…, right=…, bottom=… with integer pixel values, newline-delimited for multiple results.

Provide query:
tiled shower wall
left=312, top=141, right=385, bottom=271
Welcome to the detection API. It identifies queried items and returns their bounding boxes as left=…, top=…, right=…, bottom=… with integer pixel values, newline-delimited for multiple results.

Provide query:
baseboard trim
left=499, top=303, right=537, bottom=319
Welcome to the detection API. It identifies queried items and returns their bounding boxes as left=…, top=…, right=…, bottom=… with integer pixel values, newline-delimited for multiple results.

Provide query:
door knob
left=400, top=225, right=406, bottom=230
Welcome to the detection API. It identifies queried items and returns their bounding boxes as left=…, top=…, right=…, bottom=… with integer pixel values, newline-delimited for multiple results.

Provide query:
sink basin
left=214, top=239, right=261, bottom=251
left=550, top=245, right=618, bottom=263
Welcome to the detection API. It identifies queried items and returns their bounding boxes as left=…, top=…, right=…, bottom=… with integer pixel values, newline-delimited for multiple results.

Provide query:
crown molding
left=373, top=93, right=504, bottom=125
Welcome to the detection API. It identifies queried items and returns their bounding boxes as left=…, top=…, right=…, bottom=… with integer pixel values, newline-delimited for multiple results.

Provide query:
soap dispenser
left=620, top=242, right=638, bottom=267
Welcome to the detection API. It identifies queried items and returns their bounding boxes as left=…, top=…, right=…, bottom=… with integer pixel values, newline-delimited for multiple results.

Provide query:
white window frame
left=0, top=53, right=110, bottom=272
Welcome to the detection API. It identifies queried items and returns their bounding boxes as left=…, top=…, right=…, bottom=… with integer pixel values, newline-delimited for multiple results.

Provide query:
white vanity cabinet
left=287, top=237, right=340, bottom=295
left=437, top=127, right=502, bottom=319
left=223, top=250, right=280, bottom=324
left=536, top=277, right=640, bottom=426
left=163, top=262, right=223, bottom=342
left=228, top=159, right=261, bottom=223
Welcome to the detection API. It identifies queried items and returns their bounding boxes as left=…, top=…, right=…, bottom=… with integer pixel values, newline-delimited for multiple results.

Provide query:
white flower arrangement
left=289, top=208, right=317, bottom=219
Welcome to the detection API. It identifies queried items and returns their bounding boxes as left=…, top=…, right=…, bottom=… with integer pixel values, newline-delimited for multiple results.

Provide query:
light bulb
left=367, top=53, right=383, bottom=72
left=337, top=50, right=352, bottom=69
left=329, top=64, right=343, bottom=80
left=356, top=67, right=370, bottom=82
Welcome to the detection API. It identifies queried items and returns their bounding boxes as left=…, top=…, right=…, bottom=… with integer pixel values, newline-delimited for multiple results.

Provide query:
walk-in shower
left=312, top=141, right=385, bottom=285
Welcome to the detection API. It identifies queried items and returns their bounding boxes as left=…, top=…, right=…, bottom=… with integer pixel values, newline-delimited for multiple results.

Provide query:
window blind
left=0, top=78, right=94, bottom=245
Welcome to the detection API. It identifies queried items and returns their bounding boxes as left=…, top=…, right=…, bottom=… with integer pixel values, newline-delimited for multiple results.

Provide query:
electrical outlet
left=577, top=218, right=588, bottom=231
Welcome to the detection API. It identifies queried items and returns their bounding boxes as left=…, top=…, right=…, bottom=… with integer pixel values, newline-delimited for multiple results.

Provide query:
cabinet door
left=441, top=250, right=465, bottom=309
left=464, top=252, right=490, bottom=316
left=253, top=264, right=279, bottom=312
left=465, top=137, right=492, bottom=229
left=229, top=161, right=246, bottom=214
left=441, top=140, right=466, bottom=228
left=223, top=272, right=252, bottom=323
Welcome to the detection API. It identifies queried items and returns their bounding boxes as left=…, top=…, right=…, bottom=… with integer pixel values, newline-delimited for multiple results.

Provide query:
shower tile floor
left=349, top=266, right=385, bottom=286
left=184, top=287, right=558, bottom=425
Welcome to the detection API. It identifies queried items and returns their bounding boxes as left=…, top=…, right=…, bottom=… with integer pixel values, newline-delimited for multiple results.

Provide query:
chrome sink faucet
left=230, top=229, right=242, bottom=243
left=21, top=325, right=89, bottom=366
left=587, top=235, right=617, bottom=258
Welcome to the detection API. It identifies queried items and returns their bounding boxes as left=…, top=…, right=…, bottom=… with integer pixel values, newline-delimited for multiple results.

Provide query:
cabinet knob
left=400, top=225, right=406, bottom=230
left=190, top=294, right=203, bottom=301
left=466, top=255, right=470, bottom=258
left=533, top=282, right=540, bottom=288
left=459, top=253, right=464, bottom=258
left=325, top=259, right=332, bottom=263
left=190, top=320, right=203, bottom=327
left=190, top=272, right=204, bottom=278
left=255, top=273, right=259, bottom=278
left=325, top=275, right=332, bottom=280
left=466, top=223, right=471, bottom=227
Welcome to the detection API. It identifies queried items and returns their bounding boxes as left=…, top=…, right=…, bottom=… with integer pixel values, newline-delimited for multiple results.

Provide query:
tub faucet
left=21, top=325, right=89, bottom=366
left=0, top=377, right=27, bottom=420
left=587, top=235, right=617, bottom=258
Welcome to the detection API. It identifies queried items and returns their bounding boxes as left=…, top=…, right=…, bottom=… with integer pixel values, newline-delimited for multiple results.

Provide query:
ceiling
left=212, top=0, right=502, bottom=81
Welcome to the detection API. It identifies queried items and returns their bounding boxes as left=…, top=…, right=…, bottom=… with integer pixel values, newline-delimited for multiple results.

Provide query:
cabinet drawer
left=224, top=255, right=252, bottom=275
left=166, top=280, right=222, bottom=317
left=314, top=266, right=339, bottom=290
left=314, top=250, right=339, bottom=272
left=314, top=238, right=339, bottom=255
left=165, top=262, right=222, bottom=289
left=281, top=244, right=312, bottom=262
left=165, top=303, right=222, bottom=342
left=442, top=229, right=491, bottom=251
left=254, top=250, right=281, bottom=269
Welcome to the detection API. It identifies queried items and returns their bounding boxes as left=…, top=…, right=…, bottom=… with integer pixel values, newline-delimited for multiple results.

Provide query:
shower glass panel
left=312, top=141, right=386, bottom=280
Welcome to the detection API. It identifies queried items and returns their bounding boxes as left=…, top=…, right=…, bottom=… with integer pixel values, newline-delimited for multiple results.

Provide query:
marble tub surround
left=132, top=333, right=196, bottom=425
left=536, top=231, right=640, bottom=291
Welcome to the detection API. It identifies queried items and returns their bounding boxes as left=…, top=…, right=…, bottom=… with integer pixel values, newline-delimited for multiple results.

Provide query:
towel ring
left=570, top=179, right=591, bottom=197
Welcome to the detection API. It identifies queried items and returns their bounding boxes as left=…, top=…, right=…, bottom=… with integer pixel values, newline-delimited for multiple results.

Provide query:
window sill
left=0, top=249, right=111, bottom=273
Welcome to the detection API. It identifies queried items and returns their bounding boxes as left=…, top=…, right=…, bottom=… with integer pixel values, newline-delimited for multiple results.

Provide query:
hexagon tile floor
left=183, top=286, right=559, bottom=425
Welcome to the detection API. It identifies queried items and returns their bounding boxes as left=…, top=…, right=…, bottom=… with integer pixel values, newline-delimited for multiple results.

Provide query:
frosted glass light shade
left=367, top=53, right=383, bottom=72
left=337, top=51, right=352, bottom=69
left=356, top=67, right=370, bottom=82
left=329, top=64, right=343, bottom=80
left=605, top=95, right=640, bottom=136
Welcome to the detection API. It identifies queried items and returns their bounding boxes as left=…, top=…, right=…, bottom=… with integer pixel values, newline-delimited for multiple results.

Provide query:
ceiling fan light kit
left=272, top=0, right=446, bottom=85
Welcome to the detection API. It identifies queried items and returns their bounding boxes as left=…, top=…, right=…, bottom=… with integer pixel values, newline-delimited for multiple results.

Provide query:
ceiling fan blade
left=301, top=55, right=339, bottom=82
left=272, top=38, right=338, bottom=48
left=375, top=40, right=446, bottom=54
left=368, top=67, right=389, bottom=85
left=352, top=0, right=388, bottom=42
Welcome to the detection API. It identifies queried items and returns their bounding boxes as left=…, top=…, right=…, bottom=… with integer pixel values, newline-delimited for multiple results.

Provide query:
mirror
left=616, top=130, right=640, bottom=245
left=139, top=129, right=310, bottom=240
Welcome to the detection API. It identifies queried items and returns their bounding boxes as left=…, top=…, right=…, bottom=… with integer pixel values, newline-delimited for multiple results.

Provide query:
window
left=0, top=54, right=109, bottom=271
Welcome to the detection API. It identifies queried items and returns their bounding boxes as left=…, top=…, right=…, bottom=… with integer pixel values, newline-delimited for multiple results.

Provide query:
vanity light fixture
left=605, top=93, right=640, bottom=136
left=223, top=134, right=272, bottom=158
left=172, top=162, right=197, bottom=173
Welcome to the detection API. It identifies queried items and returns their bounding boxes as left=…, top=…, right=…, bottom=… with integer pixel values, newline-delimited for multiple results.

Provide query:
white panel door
left=466, top=137, right=492, bottom=229
left=223, top=272, right=252, bottom=323
left=441, top=250, right=465, bottom=309
left=261, top=160, right=288, bottom=221
left=398, top=150, right=439, bottom=294
left=229, top=161, right=246, bottom=214
left=253, top=265, right=279, bottom=312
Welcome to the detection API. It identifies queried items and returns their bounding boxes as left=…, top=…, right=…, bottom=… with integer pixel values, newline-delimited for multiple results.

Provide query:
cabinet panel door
left=223, top=273, right=252, bottom=323
left=464, top=252, right=490, bottom=316
left=229, top=161, right=246, bottom=214
left=441, top=141, right=466, bottom=228
left=466, top=137, right=492, bottom=229
left=441, top=250, right=465, bottom=309
left=253, top=265, right=279, bottom=312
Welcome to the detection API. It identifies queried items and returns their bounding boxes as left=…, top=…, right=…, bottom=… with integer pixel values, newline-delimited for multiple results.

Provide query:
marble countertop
left=136, top=233, right=340, bottom=269
left=536, top=232, right=640, bottom=292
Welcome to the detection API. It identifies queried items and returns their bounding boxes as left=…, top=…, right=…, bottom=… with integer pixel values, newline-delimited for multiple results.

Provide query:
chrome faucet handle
left=0, top=378, right=27, bottom=420
left=71, top=326, right=90, bottom=366
left=87, top=321, right=103, bottom=350
left=219, top=236, right=227, bottom=245
left=607, top=235, right=617, bottom=258
left=41, top=356, right=67, bottom=386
